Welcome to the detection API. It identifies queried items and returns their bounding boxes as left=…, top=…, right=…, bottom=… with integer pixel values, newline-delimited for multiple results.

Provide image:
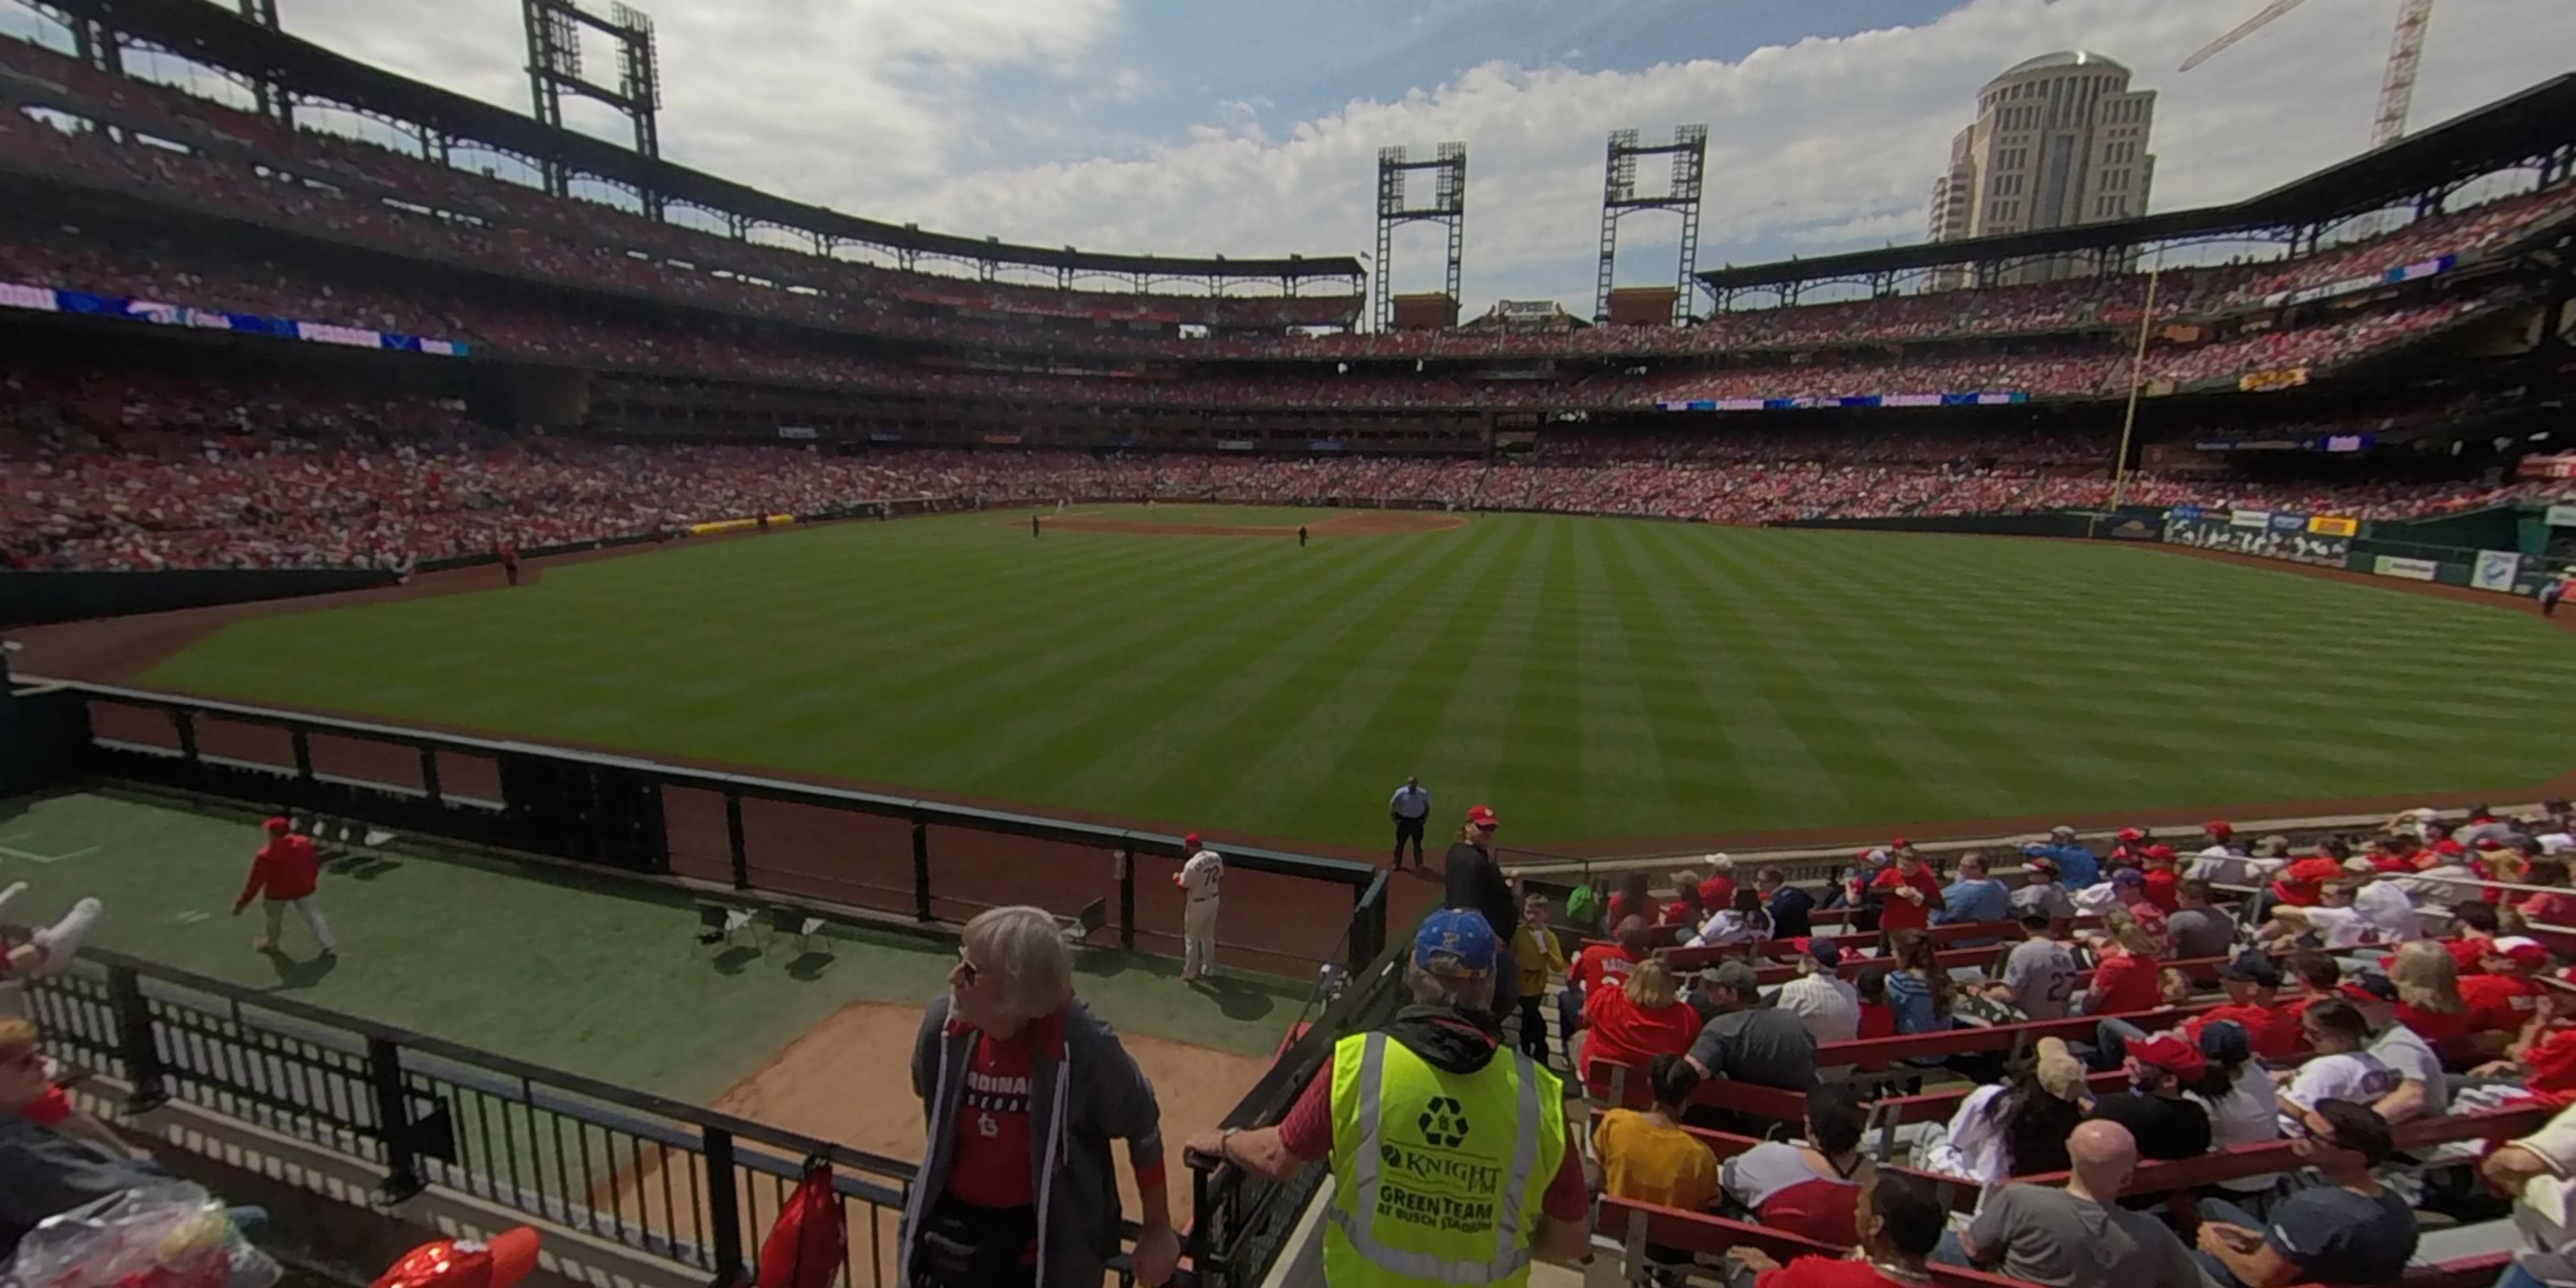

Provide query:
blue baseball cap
left=1413, top=909, right=1498, bottom=979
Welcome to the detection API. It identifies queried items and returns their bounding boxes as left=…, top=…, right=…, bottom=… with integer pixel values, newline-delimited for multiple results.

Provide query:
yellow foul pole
left=2102, top=258, right=2163, bottom=526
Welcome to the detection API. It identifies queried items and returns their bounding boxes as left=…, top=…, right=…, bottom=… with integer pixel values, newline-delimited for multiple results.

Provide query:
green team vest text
left=1324, top=1028, right=1567, bottom=1285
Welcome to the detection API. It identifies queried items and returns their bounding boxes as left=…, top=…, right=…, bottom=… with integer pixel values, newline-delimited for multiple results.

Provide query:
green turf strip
left=143, top=512, right=2576, bottom=849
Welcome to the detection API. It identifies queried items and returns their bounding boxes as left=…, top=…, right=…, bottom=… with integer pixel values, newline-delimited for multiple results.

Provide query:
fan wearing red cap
left=1441, top=803, right=1523, bottom=1025
left=1174, top=832, right=1223, bottom=983
left=2108, top=827, right=2150, bottom=870
left=2084, top=1031, right=2212, bottom=1163
left=375, top=1229, right=540, bottom=1288
left=233, top=816, right=335, bottom=958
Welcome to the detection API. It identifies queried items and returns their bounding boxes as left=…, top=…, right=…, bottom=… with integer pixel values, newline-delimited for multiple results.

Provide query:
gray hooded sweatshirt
left=900, top=995, right=1165, bottom=1288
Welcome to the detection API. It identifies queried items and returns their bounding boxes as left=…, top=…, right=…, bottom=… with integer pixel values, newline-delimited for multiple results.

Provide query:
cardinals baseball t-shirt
left=944, top=1008, right=1068, bottom=1212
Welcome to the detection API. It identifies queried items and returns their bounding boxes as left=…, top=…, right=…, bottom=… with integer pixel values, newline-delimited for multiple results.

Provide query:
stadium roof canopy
left=47, top=0, right=1365, bottom=283
left=1698, top=72, right=2576, bottom=291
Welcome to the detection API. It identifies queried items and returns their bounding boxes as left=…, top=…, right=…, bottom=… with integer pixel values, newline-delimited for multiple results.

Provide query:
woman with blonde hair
left=2082, top=912, right=2167, bottom=1015
left=1579, top=956, right=1701, bottom=1101
left=2389, top=938, right=2469, bottom=1046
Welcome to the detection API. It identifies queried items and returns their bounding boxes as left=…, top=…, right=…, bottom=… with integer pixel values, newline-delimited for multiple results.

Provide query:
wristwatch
left=1218, top=1127, right=1240, bottom=1163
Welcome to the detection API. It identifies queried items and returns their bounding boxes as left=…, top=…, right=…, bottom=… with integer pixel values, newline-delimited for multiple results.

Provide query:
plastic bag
left=4, top=1181, right=281, bottom=1288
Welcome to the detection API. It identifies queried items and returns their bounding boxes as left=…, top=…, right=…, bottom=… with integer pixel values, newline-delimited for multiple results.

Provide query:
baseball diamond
left=38, top=506, right=2575, bottom=852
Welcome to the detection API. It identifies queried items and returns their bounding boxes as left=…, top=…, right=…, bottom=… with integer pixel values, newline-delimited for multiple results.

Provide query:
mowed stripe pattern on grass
left=143, top=511, right=2576, bottom=849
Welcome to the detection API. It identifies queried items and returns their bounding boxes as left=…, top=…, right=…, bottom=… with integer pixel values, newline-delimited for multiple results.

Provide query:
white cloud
left=879, top=0, right=2576, bottom=304
left=41, top=0, right=2576, bottom=308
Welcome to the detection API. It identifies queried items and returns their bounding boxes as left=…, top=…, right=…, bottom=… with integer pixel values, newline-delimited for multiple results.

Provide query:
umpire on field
left=1389, top=775, right=1431, bottom=869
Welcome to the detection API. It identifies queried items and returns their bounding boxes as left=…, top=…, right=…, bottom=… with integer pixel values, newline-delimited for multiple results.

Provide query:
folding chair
left=697, top=903, right=753, bottom=948
left=1058, top=897, right=1108, bottom=947
left=768, top=906, right=827, bottom=954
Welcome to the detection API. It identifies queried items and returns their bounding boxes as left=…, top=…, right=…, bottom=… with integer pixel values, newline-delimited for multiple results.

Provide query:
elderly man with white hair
left=902, top=906, right=1179, bottom=1288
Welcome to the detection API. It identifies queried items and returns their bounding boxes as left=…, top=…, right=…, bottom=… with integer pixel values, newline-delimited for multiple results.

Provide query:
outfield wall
left=1, top=567, right=397, bottom=629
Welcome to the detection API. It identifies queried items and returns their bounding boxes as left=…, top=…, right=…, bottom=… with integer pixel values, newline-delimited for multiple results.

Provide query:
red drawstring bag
left=754, top=1158, right=846, bottom=1288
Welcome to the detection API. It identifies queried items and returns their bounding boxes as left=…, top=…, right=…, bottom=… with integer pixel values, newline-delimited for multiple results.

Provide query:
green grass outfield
left=141, top=508, right=2576, bottom=850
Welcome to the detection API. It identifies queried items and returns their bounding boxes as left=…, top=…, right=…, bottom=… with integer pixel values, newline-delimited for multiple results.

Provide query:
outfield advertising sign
left=2164, top=508, right=2350, bottom=567
left=2473, top=550, right=2523, bottom=593
left=2373, top=555, right=2440, bottom=581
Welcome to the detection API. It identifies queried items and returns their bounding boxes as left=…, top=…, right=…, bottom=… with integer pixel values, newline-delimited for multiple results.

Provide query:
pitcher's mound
left=1040, top=510, right=1466, bottom=538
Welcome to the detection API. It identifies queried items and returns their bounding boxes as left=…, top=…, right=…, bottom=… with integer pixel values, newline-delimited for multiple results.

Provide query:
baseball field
left=92, top=504, right=2576, bottom=853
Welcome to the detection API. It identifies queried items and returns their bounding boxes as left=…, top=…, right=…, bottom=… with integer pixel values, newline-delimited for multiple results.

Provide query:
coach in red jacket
left=234, top=817, right=336, bottom=957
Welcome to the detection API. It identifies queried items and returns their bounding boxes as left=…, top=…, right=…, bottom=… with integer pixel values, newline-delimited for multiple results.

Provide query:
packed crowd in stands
left=1518, top=798, right=2576, bottom=1287
left=0, top=203, right=2516, bottom=414
left=8, top=362, right=2567, bottom=571
left=1, top=31, right=2569, bottom=368
left=1199, top=789, right=2576, bottom=1285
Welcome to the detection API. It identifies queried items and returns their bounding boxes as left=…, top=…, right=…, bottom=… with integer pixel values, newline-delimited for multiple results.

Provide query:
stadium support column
left=1372, top=142, right=1468, bottom=331
left=1595, top=125, right=1707, bottom=325
left=522, top=0, right=664, bottom=214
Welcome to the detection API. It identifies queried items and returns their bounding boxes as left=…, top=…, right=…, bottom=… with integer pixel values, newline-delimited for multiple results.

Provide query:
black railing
left=29, top=946, right=934, bottom=1285
left=24, top=680, right=1385, bottom=980
left=19, top=925, right=1420, bottom=1288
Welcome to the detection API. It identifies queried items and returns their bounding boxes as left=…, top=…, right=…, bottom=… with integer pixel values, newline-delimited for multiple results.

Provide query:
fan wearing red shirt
left=1579, top=958, right=1703, bottom=1099
left=233, top=816, right=335, bottom=957
left=2084, top=919, right=2166, bottom=1015
left=1569, top=924, right=1646, bottom=997
left=2369, top=836, right=2424, bottom=874
left=1729, top=1171, right=1949, bottom=1288
left=1659, top=872, right=1701, bottom=929
left=2509, top=1015, right=2576, bottom=1108
left=2139, top=846, right=2183, bottom=913
left=2461, top=938, right=2552, bottom=1055
left=2269, top=854, right=2348, bottom=908
left=1868, top=852, right=1945, bottom=934
left=1604, top=874, right=1657, bottom=933
left=1698, top=858, right=1740, bottom=915
left=2181, top=950, right=2300, bottom=1060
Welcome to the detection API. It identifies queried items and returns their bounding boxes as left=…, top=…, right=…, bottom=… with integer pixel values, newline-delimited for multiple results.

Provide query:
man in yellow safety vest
left=1185, top=908, right=1591, bottom=1285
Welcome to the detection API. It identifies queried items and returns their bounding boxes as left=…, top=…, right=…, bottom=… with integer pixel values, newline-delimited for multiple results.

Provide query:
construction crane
left=2179, top=0, right=2434, bottom=147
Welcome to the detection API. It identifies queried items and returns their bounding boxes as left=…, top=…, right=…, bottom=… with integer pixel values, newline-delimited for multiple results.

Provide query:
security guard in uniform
left=1185, top=908, right=1591, bottom=1285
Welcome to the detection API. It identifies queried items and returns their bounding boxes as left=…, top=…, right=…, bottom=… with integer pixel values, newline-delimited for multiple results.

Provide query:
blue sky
left=8, top=0, right=2573, bottom=310
left=1045, top=0, right=1940, bottom=163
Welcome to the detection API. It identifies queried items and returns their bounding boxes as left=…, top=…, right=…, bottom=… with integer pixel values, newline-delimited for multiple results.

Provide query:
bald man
left=1942, top=1121, right=2206, bottom=1288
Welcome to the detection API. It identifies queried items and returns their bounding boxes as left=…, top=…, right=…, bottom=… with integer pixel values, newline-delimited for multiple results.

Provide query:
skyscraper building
left=1928, top=51, right=2156, bottom=286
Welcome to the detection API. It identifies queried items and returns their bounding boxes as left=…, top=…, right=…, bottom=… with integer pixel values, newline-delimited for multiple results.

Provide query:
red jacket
left=236, top=834, right=320, bottom=909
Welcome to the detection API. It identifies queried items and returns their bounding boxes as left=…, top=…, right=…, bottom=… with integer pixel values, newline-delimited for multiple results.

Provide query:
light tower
left=1594, top=125, right=1707, bottom=325
left=522, top=0, right=663, bottom=203
left=1371, top=142, right=1467, bottom=331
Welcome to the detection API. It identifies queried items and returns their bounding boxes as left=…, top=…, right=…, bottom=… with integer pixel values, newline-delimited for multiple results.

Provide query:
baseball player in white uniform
left=1174, top=830, right=1223, bottom=982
